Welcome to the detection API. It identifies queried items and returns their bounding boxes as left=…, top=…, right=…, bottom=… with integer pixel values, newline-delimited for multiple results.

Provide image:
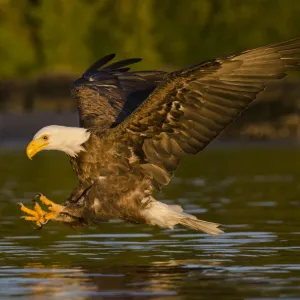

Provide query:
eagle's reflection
left=22, top=258, right=227, bottom=300
left=23, top=263, right=96, bottom=300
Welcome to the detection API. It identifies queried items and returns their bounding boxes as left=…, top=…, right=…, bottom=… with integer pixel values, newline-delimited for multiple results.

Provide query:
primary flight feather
left=21, top=37, right=300, bottom=235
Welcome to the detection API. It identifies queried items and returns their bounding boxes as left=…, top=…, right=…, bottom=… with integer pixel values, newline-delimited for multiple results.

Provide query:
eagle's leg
left=19, top=194, right=64, bottom=228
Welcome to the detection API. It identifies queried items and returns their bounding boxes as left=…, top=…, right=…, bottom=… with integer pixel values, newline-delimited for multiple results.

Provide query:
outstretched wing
left=109, top=37, right=300, bottom=189
left=71, top=54, right=166, bottom=129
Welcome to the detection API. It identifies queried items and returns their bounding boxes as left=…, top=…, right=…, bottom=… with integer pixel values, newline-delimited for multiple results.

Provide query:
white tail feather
left=142, top=200, right=224, bottom=236
left=179, top=218, right=224, bottom=236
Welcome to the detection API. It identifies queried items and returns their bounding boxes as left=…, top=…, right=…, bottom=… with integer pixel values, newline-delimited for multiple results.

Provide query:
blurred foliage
left=0, top=0, right=300, bottom=78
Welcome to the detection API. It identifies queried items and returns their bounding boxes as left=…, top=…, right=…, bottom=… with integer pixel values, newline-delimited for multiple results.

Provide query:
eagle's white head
left=26, top=125, right=91, bottom=159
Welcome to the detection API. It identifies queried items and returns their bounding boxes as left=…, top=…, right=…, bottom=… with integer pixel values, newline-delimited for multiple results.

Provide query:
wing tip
left=82, top=53, right=116, bottom=76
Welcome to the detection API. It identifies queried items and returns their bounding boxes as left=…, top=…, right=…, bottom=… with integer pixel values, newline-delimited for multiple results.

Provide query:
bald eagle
left=20, top=37, right=300, bottom=235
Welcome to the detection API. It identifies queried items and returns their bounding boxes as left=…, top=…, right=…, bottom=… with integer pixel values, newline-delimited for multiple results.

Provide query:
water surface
left=0, top=146, right=300, bottom=299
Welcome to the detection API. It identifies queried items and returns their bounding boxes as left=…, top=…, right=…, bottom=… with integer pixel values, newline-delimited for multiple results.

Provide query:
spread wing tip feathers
left=74, top=53, right=165, bottom=88
left=82, top=53, right=143, bottom=77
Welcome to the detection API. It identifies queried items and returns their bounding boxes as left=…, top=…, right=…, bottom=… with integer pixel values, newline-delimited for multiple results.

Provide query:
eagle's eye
left=42, top=135, right=49, bottom=141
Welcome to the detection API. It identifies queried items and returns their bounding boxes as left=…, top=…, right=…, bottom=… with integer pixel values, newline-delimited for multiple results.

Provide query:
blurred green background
left=1, top=0, right=300, bottom=140
left=2, top=0, right=300, bottom=77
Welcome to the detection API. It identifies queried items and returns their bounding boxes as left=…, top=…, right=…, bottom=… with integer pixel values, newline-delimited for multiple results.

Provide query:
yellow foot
left=19, top=194, right=64, bottom=229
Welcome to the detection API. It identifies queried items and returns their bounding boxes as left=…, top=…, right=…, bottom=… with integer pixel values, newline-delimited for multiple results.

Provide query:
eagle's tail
left=179, top=217, right=224, bottom=236
left=142, top=199, right=224, bottom=236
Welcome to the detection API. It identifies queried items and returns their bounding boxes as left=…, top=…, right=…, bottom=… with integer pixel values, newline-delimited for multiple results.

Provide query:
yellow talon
left=19, top=203, right=38, bottom=217
left=24, top=216, right=39, bottom=221
left=19, top=194, right=64, bottom=229
left=34, top=202, right=46, bottom=216
left=39, top=195, right=55, bottom=207
left=39, top=195, right=63, bottom=213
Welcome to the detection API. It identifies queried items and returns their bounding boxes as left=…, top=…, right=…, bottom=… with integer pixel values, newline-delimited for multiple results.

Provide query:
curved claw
left=33, top=193, right=43, bottom=202
left=35, top=224, right=43, bottom=230
left=41, top=219, right=49, bottom=225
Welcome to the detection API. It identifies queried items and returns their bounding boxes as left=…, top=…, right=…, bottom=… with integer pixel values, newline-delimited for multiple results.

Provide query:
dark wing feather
left=102, top=58, right=142, bottom=71
left=109, top=37, right=300, bottom=189
left=83, top=53, right=116, bottom=76
left=71, top=55, right=167, bottom=129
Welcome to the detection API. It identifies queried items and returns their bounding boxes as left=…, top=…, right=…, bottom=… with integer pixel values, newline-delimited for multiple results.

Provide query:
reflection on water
left=0, top=146, right=300, bottom=299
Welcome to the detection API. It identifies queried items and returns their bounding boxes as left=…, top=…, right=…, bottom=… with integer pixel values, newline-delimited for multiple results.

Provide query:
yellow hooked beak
left=26, top=139, right=49, bottom=160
